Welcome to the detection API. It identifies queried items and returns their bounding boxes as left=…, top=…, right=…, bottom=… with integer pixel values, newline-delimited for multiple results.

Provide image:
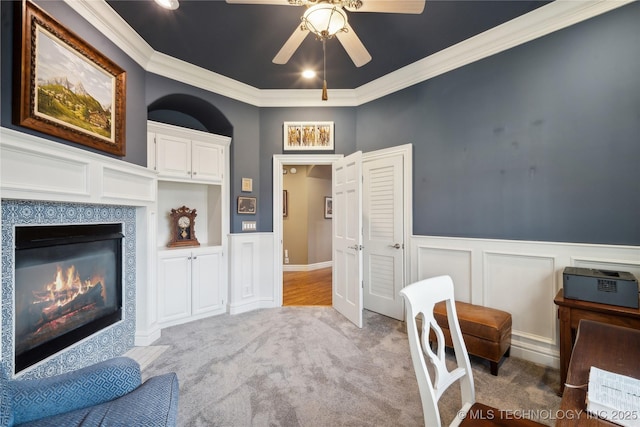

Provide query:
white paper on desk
left=587, top=366, right=640, bottom=427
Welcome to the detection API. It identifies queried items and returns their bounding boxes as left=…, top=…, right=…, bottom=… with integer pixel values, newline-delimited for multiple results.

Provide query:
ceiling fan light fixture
left=302, top=4, right=348, bottom=39
left=154, top=0, right=179, bottom=10
left=302, top=69, right=317, bottom=79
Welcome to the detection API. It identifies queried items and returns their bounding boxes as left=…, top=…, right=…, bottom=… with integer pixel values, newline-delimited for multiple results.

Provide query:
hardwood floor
left=283, top=267, right=332, bottom=306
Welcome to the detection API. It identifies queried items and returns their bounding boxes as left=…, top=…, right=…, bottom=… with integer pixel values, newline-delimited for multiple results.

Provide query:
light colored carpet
left=141, top=307, right=561, bottom=426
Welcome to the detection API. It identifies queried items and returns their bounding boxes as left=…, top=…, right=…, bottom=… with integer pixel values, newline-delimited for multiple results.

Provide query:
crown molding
left=145, top=51, right=264, bottom=106
left=354, top=0, right=634, bottom=105
left=63, top=0, right=154, bottom=68
left=66, top=0, right=633, bottom=108
left=257, top=89, right=359, bottom=107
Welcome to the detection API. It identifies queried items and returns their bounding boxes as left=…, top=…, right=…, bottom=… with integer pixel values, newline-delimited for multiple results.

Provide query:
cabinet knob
left=193, top=256, right=198, bottom=260
left=193, top=171, right=197, bottom=175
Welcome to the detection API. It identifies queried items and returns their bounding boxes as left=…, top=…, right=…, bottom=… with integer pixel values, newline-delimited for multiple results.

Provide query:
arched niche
left=148, top=94, right=232, bottom=137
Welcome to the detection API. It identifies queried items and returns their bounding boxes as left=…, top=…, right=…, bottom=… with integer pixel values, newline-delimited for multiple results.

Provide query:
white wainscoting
left=410, top=235, right=640, bottom=368
left=228, top=232, right=276, bottom=314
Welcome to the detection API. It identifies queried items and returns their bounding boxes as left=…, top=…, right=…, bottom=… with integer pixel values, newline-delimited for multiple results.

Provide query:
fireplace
left=14, top=223, right=123, bottom=372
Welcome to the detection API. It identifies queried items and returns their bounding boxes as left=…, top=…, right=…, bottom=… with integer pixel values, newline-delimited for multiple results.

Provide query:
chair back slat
left=400, top=275, right=476, bottom=427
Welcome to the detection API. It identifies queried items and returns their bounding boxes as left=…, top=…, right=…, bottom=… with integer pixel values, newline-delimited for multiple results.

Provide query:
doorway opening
left=282, top=164, right=332, bottom=306
left=272, top=154, right=343, bottom=307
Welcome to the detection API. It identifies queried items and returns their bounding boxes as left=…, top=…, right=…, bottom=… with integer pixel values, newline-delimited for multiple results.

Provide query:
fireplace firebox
left=14, top=223, right=123, bottom=372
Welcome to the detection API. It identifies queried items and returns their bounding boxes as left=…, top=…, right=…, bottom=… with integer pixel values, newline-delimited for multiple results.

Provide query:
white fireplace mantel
left=0, top=127, right=156, bottom=206
left=1, top=126, right=161, bottom=375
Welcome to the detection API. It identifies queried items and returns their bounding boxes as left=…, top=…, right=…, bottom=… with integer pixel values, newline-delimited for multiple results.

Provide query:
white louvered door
left=363, top=153, right=404, bottom=320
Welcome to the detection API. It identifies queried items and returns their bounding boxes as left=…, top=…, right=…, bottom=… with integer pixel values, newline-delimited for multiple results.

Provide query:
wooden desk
left=554, top=289, right=640, bottom=394
left=556, top=320, right=640, bottom=426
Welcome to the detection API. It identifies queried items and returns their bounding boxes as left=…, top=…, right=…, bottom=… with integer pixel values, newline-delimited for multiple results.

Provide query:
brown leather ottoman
left=432, top=301, right=512, bottom=375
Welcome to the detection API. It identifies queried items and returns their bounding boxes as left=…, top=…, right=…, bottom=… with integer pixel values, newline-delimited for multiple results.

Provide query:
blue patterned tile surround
left=1, top=200, right=136, bottom=379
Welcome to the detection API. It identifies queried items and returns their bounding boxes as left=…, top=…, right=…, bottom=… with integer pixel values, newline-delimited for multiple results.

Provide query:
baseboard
left=228, top=298, right=277, bottom=315
left=135, top=328, right=162, bottom=346
left=282, top=261, right=332, bottom=272
left=511, top=344, right=559, bottom=370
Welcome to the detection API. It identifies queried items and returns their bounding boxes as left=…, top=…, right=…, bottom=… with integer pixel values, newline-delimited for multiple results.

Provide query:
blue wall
left=357, top=3, right=640, bottom=245
left=1, top=1, right=638, bottom=244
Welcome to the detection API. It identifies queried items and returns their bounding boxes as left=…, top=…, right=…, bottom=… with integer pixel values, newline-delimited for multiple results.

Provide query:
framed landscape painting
left=17, top=1, right=126, bottom=156
left=283, top=122, right=334, bottom=151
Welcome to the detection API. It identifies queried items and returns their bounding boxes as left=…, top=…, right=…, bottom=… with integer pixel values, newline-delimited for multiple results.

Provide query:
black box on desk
left=563, top=267, right=639, bottom=309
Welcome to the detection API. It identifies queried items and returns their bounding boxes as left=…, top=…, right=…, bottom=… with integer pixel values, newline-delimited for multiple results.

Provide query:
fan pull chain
left=322, top=39, right=328, bottom=101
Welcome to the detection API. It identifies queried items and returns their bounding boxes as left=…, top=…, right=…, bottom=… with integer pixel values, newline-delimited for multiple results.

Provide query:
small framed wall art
left=324, top=197, right=333, bottom=219
left=283, top=190, right=288, bottom=217
left=241, top=177, right=253, bottom=192
left=237, top=196, right=257, bottom=214
left=284, top=122, right=334, bottom=151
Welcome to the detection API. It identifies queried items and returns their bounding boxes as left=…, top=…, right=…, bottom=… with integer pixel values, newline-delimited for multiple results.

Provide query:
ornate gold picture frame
left=16, top=1, right=126, bottom=156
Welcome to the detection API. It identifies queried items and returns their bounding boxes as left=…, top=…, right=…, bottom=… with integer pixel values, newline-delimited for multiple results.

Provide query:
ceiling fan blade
left=345, top=0, right=425, bottom=14
left=225, top=0, right=290, bottom=5
left=273, top=26, right=310, bottom=64
left=335, top=24, right=372, bottom=67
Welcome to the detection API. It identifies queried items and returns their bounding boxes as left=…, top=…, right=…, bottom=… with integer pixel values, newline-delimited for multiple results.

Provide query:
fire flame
left=33, top=265, right=105, bottom=309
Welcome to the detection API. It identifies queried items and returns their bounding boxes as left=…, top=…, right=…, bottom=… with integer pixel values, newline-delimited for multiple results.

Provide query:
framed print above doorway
left=283, top=122, right=334, bottom=151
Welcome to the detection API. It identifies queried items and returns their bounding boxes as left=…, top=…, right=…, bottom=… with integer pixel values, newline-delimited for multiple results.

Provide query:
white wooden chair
left=399, top=275, right=545, bottom=427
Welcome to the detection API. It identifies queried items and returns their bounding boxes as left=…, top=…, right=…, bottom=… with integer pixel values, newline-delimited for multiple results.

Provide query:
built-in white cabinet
left=157, top=247, right=225, bottom=326
left=148, top=121, right=225, bottom=184
left=147, top=121, right=230, bottom=329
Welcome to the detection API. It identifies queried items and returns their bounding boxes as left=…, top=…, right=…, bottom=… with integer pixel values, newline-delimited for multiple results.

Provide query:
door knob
left=390, top=243, right=402, bottom=249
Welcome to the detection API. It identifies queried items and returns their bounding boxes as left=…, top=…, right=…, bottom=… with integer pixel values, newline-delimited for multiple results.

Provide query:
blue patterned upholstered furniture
left=0, top=357, right=179, bottom=427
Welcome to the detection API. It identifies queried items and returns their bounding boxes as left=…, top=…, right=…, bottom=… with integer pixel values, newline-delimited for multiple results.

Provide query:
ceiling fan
left=225, top=0, right=426, bottom=68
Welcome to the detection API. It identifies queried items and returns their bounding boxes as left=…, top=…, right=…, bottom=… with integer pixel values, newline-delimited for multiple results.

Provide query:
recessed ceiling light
left=154, top=0, right=179, bottom=10
left=302, top=70, right=316, bottom=79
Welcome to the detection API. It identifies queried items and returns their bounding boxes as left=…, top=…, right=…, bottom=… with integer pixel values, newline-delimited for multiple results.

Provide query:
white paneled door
left=363, top=153, right=405, bottom=320
left=332, top=151, right=363, bottom=328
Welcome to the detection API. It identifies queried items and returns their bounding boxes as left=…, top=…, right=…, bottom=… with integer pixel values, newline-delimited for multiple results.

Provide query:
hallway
left=283, top=267, right=332, bottom=306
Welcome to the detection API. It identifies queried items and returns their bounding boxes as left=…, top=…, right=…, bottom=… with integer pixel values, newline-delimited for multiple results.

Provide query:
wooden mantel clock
left=168, top=206, right=200, bottom=248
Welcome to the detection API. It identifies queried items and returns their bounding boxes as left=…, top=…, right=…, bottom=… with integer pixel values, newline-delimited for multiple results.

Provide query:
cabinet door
left=191, top=250, right=223, bottom=315
left=156, top=134, right=192, bottom=179
left=157, top=252, right=191, bottom=323
left=191, top=141, right=223, bottom=183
